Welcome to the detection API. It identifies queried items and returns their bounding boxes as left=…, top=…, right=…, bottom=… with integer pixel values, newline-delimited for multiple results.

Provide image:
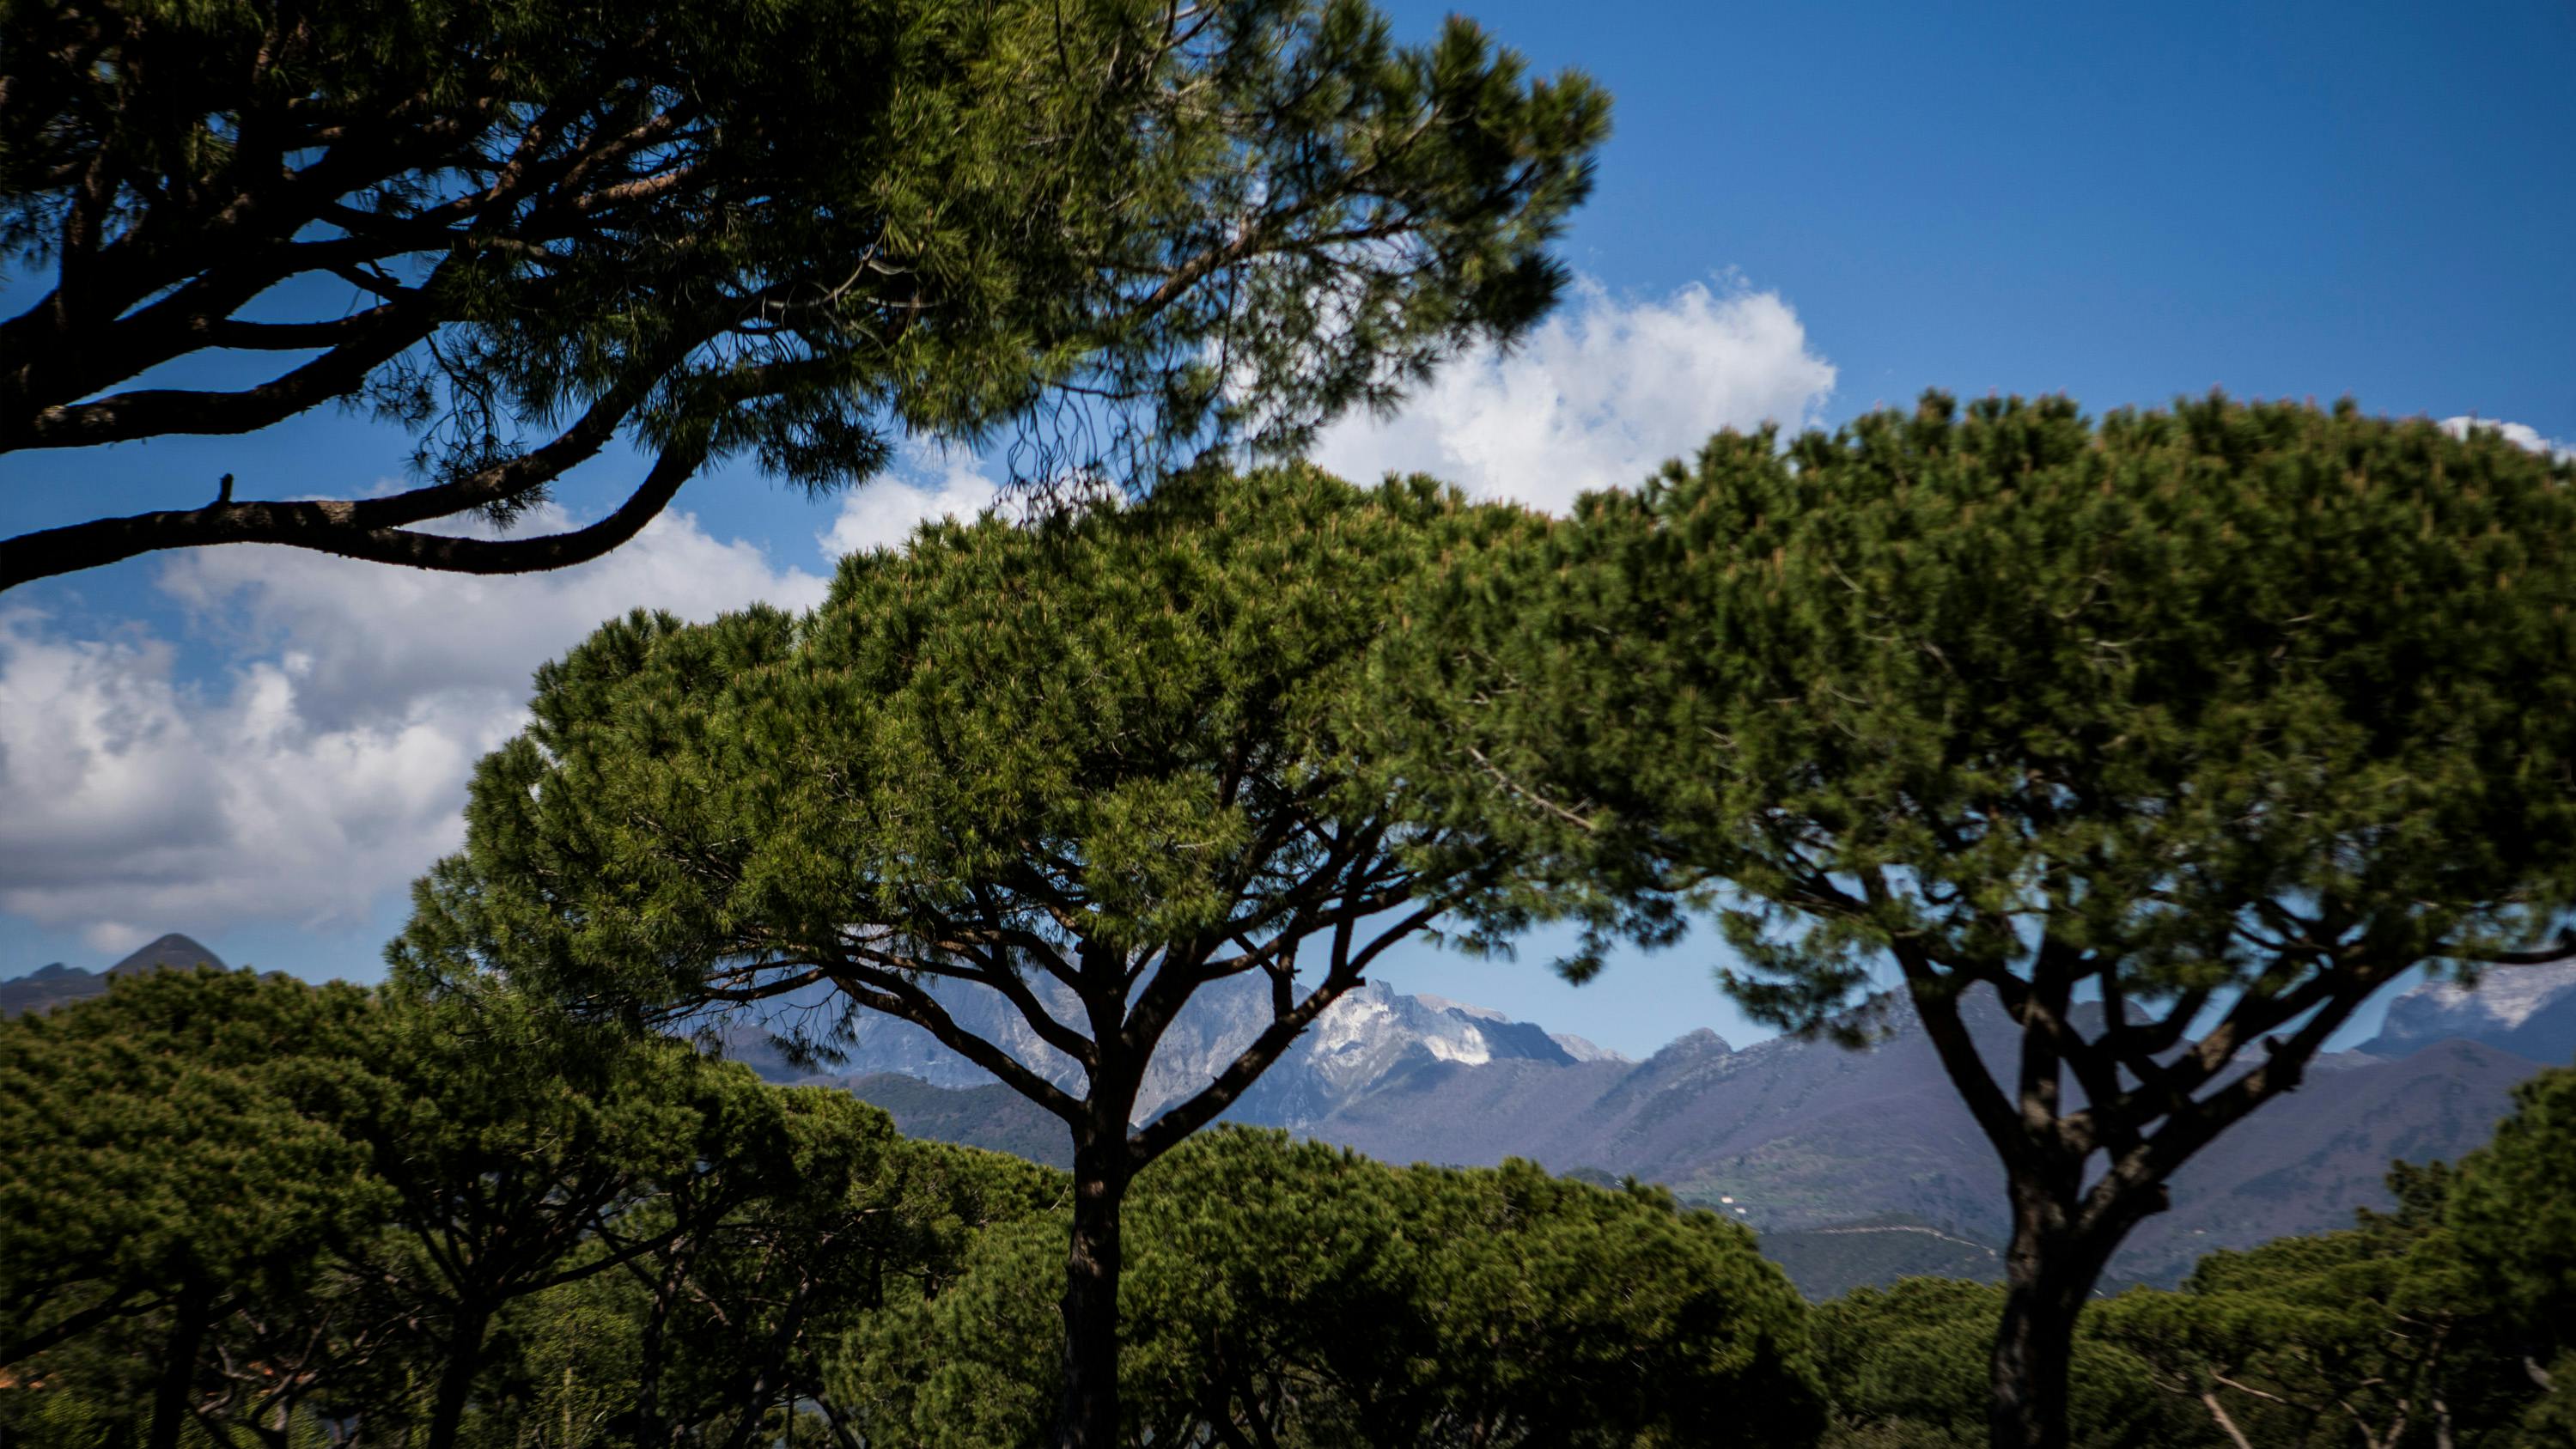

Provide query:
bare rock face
left=2361, top=961, right=2576, bottom=1064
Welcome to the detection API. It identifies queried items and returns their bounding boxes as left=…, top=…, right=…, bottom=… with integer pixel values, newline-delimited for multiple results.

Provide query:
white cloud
left=1314, top=275, right=1837, bottom=514
left=160, top=505, right=830, bottom=734
left=0, top=508, right=828, bottom=941
left=81, top=922, right=152, bottom=956
left=2439, top=416, right=2574, bottom=463
left=820, top=442, right=1008, bottom=559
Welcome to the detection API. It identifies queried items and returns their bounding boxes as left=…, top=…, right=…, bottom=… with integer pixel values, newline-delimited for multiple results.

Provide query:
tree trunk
left=423, top=1302, right=492, bottom=1449
left=632, top=1255, right=681, bottom=1449
left=1057, top=1132, right=1132, bottom=1449
left=1988, top=1173, right=2110, bottom=1449
left=145, top=1274, right=211, bottom=1449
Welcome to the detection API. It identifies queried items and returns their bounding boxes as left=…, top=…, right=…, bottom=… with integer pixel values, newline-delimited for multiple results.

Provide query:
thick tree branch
left=815, top=958, right=1085, bottom=1125
left=0, top=438, right=705, bottom=588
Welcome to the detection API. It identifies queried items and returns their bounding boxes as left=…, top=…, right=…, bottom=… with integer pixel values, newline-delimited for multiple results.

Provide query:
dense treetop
left=395, top=464, right=1544, bottom=1128
left=848, top=1128, right=1826, bottom=1447
left=1382, top=393, right=2576, bottom=1449
left=1402, top=395, right=2576, bottom=1008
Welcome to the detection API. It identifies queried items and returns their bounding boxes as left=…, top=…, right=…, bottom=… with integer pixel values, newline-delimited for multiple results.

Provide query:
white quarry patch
left=1311, top=992, right=1395, bottom=1055
left=1423, top=1027, right=1492, bottom=1066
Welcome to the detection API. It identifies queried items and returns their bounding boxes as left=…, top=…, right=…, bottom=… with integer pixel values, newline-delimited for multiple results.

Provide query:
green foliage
left=464, top=1108, right=1063, bottom=1446
left=332, top=985, right=791, bottom=1446
left=1390, top=391, right=2576, bottom=1446
left=842, top=1129, right=1827, bottom=1446
left=1404, top=393, right=2576, bottom=1006
left=2450, top=1065, right=2576, bottom=1439
left=0, top=970, right=1045, bottom=1446
left=392, top=464, right=1558, bottom=1438
left=2087, top=1127, right=2576, bottom=1449
left=1812, top=1280, right=2195, bottom=1449
left=1, top=0, right=1608, bottom=583
left=2450, top=1066, right=2576, bottom=1342
left=398, top=464, right=1537, bottom=1017
left=0, top=969, right=382, bottom=1390
left=12, top=965, right=2568, bottom=1449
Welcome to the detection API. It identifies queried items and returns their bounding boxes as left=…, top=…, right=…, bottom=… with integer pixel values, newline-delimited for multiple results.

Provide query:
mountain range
left=10, top=935, right=2569, bottom=1290
left=731, top=963, right=2573, bottom=1287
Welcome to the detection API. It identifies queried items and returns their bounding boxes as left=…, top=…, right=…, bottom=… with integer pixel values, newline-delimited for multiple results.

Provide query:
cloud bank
left=1314, top=276, right=1837, bottom=513
left=0, top=508, right=829, bottom=947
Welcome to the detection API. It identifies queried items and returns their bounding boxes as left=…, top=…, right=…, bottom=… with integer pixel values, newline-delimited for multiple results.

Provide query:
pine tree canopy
left=0, top=0, right=1607, bottom=588
left=398, top=466, right=1542, bottom=1125
left=393, top=464, right=1550, bottom=1442
left=1389, top=391, right=2576, bottom=1449
left=850, top=1128, right=1828, bottom=1446
left=1407, top=393, right=2576, bottom=1078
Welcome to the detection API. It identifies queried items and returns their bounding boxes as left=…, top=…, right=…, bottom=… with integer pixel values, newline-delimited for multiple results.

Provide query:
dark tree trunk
left=1057, top=1131, right=1132, bottom=1449
left=145, top=1274, right=211, bottom=1449
left=1990, top=1256, right=2085, bottom=1449
left=1990, top=1169, right=2134, bottom=1449
left=633, top=1255, right=683, bottom=1449
left=423, top=1302, right=492, bottom=1449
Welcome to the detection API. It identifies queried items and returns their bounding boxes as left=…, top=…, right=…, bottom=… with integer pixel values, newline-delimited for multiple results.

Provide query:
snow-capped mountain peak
left=742, top=972, right=1597, bottom=1128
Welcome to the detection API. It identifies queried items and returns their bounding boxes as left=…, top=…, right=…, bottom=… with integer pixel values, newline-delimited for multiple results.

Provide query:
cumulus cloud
left=0, top=508, right=829, bottom=942
left=819, top=442, right=1009, bottom=559
left=2439, top=416, right=2574, bottom=463
left=1314, top=276, right=1837, bottom=514
left=160, top=504, right=831, bottom=734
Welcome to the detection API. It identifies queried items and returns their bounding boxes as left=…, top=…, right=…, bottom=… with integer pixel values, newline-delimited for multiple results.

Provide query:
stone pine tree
left=2450, top=1065, right=2576, bottom=1420
left=2098, top=1162, right=2536, bottom=1449
left=394, top=467, right=1539, bottom=1447
left=329, top=983, right=772, bottom=1449
left=846, top=1129, right=1826, bottom=1446
left=0, top=969, right=382, bottom=1449
left=0, top=0, right=1605, bottom=589
left=1391, top=396, right=2576, bottom=1449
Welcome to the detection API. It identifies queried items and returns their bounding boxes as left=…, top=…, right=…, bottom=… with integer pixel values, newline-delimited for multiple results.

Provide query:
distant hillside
left=1757, top=1216, right=2005, bottom=1300
left=1297, top=989, right=2549, bottom=1283
left=0, top=934, right=226, bottom=1016
left=834, top=1073, right=1072, bottom=1167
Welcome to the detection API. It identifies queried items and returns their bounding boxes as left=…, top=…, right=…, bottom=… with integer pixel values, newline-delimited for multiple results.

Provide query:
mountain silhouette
left=0, top=933, right=228, bottom=1016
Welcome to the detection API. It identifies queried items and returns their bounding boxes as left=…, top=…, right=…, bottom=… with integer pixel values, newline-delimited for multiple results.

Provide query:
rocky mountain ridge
left=2360, top=960, right=2576, bottom=1064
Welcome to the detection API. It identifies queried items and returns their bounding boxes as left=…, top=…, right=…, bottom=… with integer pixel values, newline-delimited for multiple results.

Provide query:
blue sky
left=3, top=0, right=2569, bottom=1057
